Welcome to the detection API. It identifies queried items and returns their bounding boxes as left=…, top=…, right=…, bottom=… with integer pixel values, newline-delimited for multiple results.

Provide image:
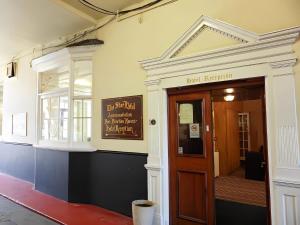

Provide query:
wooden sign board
left=102, top=95, right=143, bottom=140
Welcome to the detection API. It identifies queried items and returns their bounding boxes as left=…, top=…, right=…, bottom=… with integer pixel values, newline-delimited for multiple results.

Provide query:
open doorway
left=212, top=79, right=269, bottom=225
left=167, top=78, right=270, bottom=225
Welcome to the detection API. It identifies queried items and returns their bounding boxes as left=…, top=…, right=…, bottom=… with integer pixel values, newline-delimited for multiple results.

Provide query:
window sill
left=33, top=143, right=97, bottom=152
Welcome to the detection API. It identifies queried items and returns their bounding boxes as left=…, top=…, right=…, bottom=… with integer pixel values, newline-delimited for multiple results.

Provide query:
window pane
left=178, top=100, right=204, bottom=155
left=42, top=120, right=49, bottom=140
left=49, top=119, right=59, bottom=140
left=41, top=67, right=69, bottom=93
left=42, top=98, right=50, bottom=119
left=83, top=118, right=92, bottom=142
left=60, top=96, right=68, bottom=119
left=83, top=99, right=92, bottom=117
left=59, top=119, right=68, bottom=140
left=74, top=61, right=92, bottom=96
left=50, top=97, right=59, bottom=119
left=74, top=100, right=82, bottom=117
left=73, top=118, right=82, bottom=142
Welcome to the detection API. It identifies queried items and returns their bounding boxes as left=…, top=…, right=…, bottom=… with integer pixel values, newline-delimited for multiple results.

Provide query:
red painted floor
left=0, top=173, right=133, bottom=225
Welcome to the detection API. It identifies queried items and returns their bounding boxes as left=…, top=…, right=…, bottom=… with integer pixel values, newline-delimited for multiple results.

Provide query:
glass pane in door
left=177, top=100, right=204, bottom=155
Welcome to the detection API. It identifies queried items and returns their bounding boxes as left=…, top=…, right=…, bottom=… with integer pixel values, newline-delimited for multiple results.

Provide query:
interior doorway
left=212, top=79, right=269, bottom=225
left=168, top=78, right=270, bottom=225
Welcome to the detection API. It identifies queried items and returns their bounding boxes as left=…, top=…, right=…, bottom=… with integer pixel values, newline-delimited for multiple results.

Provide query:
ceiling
left=0, top=0, right=143, bottom=64
left=60, top=0, right=144, bottom=20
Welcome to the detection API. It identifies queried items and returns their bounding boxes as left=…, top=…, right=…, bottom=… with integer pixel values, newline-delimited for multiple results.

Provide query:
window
left=73, top=99, right=92, bottom=142
left=33, top=46, right=98, bottom=150
left=39, top=67, right=70, bottom=143
left=73, top=60, right=92, bottom=143
left=238, top=112, right=250, bottom=160
left=41, top=96, right=68, bottom=141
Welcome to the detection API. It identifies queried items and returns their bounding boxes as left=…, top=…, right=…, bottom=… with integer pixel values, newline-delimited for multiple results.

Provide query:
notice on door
left=179, top=103, right=193, bottom=124
left=101, top=95, right=143, bottom=140
left=189, top=123, right=200, bottom=138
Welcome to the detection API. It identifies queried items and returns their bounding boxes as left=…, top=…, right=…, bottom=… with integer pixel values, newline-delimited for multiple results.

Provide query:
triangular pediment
left=140, top=15, right=300, bottom=76
left=151, top=15, right=259, bottom=61
left=175, top=25, right=243, bottom=57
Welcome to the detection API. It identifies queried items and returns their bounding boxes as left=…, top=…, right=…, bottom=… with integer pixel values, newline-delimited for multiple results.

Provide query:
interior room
left=212, top=84, right=268, bottom=225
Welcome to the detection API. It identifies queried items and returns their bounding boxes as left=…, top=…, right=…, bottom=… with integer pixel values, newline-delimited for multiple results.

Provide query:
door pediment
left=143, top=15, right=259, bottom=63
left=175, top=26, right=243, bottom=58
left=163, top=15, right=258, bottom=59
left=140, top=15, right=300, bottom=79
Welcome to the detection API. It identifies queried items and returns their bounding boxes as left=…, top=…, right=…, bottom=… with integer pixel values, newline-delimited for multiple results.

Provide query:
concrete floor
left=0, top=196, right=58, bottom=225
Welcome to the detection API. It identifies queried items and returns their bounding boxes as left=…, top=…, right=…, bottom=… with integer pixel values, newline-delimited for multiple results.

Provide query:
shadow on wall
left=0, top=142, right=35, bottom=183
left=69, top=150, right=148, bottom=216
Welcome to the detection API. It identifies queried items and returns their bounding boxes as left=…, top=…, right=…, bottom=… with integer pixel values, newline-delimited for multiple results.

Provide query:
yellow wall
left=92, top=0, right=300, bottom=153
left=1, top=54, right=37, bottom=144
left=1, top=0, right=300, bottom=153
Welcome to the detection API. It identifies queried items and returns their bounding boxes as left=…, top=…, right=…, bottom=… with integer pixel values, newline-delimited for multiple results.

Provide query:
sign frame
left=101, top=95, right=143, bottom=140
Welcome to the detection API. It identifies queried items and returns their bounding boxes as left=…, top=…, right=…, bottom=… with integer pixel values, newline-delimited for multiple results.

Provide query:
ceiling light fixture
left=225, top=88, right=234, bottom=94
left=224, top=95, right=235, bottom=102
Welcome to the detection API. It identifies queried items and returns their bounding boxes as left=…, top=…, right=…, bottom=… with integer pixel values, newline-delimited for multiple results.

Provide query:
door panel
left=169, top=91, right=214, bottom=225
left=178, top=171, right=207, bottom=223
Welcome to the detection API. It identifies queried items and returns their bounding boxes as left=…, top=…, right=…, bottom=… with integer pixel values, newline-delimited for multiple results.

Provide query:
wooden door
left=169, top=91, right=214, bottom=225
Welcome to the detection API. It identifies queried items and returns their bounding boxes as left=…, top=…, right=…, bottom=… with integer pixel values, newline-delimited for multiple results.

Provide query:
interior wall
left=243, top=100, right=264, bottom=151
left=214, top=99, right=264, bottom=176
left=1, top=54, right=37, bottom=144
left=214, top=101, right=241, bottom=176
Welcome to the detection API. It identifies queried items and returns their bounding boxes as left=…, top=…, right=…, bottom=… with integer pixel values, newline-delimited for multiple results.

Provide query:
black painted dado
left=68, top=151, right=148, bottom=216
left=0, top=142, right=148, bottom=217
left=35, top=149, right=69, bottom=201
left=68, top=152, right=90, bottom=203
left=0, top=142, right=34, bottom=182
left=87, top=151, right=148, bottom=217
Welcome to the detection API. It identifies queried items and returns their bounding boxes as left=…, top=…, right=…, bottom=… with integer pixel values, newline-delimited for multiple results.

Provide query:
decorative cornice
left=273, top=179, right=300, bottom=188
left=270, top=59, right=297, bottom=69
left=145, top=79, right=161, bottom=86
left=140, top=15, right=258, bottom=65
left=207, top=26, right=248, bottom=43
left=170, top=25, right=249, bottom=59
left=171, top=26, right=206, bottom=58
left=141, top=33, right=298, bottom=72
left=32, top=45, right=99, bottom=72
left=139, top=16, right=300, bottom=77
left=145, top=163, right=161, bottom=171
left=161, top=15, right=258, bottom=60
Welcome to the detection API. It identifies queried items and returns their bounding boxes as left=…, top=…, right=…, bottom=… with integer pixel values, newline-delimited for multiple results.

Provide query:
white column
left=270, top=60, right=300, bottom=225
left=145, top=79, right=163, bottom=225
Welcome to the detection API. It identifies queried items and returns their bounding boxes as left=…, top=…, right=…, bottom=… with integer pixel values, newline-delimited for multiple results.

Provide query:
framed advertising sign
left=101, top=95, right=143, bottom=140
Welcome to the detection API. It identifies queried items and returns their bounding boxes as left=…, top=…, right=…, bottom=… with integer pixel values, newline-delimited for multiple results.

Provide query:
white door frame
left=140, top=16, right=300, bottom=225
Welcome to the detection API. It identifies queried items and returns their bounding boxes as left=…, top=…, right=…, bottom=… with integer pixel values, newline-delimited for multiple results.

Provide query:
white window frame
left=238, top=112, right=251, bottom=160
left=32, top=46, right=98, bottom=151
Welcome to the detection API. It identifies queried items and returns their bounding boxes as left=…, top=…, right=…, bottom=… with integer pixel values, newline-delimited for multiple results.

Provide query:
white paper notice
left=189, top=123, right=200, bottom=138
left=179, top=104, right=193, bottom=124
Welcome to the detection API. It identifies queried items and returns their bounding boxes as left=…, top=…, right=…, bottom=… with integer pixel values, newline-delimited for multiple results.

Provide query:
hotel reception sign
left=101, top=95, right=143, bottom=140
